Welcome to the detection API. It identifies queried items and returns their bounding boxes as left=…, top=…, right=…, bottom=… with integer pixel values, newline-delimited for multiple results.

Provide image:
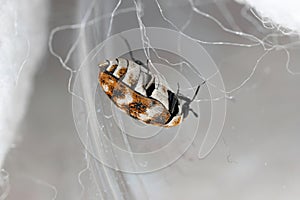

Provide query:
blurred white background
left=1, top=0, right=300, bottom=199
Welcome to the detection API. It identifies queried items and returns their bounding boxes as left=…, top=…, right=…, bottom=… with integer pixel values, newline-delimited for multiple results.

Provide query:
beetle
left=98, top=56, right=203, bottom=127
left=98, top=37, right=204, bottom=127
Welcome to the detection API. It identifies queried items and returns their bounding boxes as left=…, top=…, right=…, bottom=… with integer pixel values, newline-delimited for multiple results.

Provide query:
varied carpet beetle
left=98, top=57, right=203, bottom=127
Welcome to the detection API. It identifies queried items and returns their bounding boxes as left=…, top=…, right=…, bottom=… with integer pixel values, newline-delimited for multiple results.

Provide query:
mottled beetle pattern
left=98, top=57, right=202, bottom=127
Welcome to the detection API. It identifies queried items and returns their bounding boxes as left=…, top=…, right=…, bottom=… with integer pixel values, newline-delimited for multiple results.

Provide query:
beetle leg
left=189, top=108, right=198, bottom=117
left=177, top=94, right=191, bottom=102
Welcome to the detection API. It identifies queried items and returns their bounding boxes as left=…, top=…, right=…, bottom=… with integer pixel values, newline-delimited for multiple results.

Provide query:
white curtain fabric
left=238, top=0, right=300, bottom=32
left=0, top=0, right=48, bottom=167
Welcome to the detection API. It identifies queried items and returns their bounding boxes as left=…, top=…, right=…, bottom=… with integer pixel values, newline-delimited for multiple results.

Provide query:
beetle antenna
left=120, top=35, right=135, bottom=61
left=176, top=83, right=180, bottom=95
left=189, top=108, right=198, bottom=117
left=191, top=85, right=200, bottom=101
left=120, top=35, right=149, bottom=71
left=191, top=80, right=206, bottom=101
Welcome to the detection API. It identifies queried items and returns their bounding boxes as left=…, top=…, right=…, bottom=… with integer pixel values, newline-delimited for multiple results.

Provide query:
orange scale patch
left=107, top=64, right=118, bottom=72
left=127, top=92, right=152, bottom=117
left=117, top=67, right=128, bottom=78
left=99, top=72, right=118, bottom=98
left=165, top=116, right=182, bottom=127
left=172, top=117, right=182, bottom=126
left=128, top=102, right=147, bottom=118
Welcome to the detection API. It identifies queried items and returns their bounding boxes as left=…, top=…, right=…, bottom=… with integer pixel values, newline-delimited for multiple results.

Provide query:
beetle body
left=98, top=58, right=197, bottom=127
